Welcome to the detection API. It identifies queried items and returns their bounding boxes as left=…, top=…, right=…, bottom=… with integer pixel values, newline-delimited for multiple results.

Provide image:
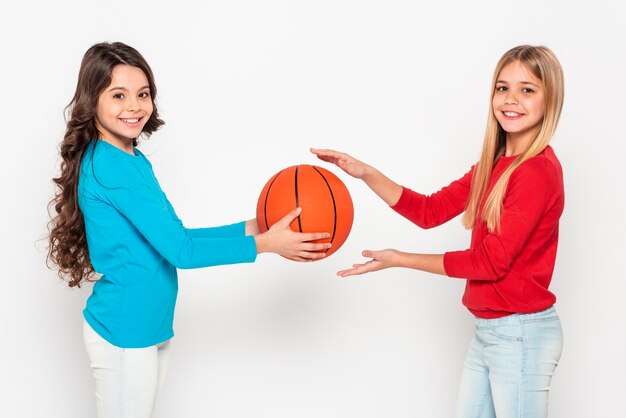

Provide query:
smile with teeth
left=503, top=111, right=522, bottom=118
left=120, top=117, right=141, bottom=123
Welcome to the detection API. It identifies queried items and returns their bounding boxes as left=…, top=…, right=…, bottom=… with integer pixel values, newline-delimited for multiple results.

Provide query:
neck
left=100, top=137, right=135, bottom=155
left=504, top=129, right=538, bottom=157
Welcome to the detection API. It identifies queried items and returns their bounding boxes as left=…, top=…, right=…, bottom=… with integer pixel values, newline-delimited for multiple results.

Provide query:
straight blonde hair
left=462, top=45, right=564, bottom=233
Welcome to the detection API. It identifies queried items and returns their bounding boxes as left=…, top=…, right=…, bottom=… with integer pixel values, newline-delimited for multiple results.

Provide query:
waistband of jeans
left=474, top=306, right=557, bottom=326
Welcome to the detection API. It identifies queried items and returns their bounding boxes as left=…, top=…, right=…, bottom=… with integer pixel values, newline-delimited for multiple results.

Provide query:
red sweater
left=391, top=146, right=564, bottom=318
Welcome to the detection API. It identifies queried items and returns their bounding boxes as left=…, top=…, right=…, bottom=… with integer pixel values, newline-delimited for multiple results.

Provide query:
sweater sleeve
left=443, top=159, right=557, bottom=280
left=95, top=160, right=257, bottom=269
left=391, top=167, right=473, bottom=229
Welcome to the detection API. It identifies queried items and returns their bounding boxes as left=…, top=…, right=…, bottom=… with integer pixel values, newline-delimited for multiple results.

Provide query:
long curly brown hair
left=47, top=42, right=164, bottom=287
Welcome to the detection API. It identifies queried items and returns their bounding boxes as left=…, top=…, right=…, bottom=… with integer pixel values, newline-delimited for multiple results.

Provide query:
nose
left=126, top=95, right=140, bottom=112
left=504, top=91, right=518, bottom=105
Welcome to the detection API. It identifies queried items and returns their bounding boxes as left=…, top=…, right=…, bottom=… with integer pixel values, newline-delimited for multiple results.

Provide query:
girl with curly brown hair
left=47, top=41, right=330, bottom=417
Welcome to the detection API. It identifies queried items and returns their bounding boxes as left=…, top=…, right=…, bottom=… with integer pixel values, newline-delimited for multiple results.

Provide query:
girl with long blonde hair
left=312, top=45, right=565, bottom=417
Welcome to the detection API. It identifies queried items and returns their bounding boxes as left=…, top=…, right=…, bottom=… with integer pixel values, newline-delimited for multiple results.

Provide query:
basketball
left=256, top=164, right=354, bottom=260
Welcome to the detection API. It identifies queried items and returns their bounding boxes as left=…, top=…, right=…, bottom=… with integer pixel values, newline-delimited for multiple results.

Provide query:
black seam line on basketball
left=294, top=165, right=303, bottom=232
left=264, top=170, right=283, bottom=230
left=311, top=166, right=337, bottom=253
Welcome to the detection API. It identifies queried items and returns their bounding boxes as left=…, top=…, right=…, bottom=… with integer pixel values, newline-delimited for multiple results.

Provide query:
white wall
left=2, top=0, right=624, bottom=417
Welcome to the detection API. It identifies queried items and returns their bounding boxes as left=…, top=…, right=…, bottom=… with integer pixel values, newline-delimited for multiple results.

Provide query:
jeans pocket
left=487, top=323, right=524, bottom=342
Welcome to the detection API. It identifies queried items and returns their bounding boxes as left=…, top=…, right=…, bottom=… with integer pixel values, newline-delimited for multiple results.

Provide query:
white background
left=1, top=0, right=625, bottom=417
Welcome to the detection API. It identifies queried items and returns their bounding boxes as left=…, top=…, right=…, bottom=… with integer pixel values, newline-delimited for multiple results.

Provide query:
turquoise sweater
left=78, top=140, right=257, bottom=348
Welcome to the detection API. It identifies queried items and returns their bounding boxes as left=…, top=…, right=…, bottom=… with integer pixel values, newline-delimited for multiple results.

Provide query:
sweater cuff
left=390, top=186, right=411, bottom=212
left=443, top=251, right=466, bottom=278
left=244, top=235, right=258, bottom=262
left=234, top=220, right=247, bottom=235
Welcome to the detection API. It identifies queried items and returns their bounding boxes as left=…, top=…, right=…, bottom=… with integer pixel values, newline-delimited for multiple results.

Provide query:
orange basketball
left=256, top=164, right=354, bottom=260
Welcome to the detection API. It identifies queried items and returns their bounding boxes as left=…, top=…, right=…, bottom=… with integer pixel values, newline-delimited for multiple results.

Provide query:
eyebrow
left=496, top=80, right=540, bottom=88
left=107, top=85, right=150, bottom=92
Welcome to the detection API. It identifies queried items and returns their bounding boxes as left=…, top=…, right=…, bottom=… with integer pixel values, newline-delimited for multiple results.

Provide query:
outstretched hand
left=311, top=147, right=403, bottom=206
left=254, top=207, right=332, bottom=262
left=310, top=148, right=370, bottom=179
left=337, top=249, right=401, bottom=277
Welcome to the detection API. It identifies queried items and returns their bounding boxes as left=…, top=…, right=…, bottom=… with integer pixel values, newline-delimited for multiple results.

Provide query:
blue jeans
left=454, top=307, right=563, bottom=418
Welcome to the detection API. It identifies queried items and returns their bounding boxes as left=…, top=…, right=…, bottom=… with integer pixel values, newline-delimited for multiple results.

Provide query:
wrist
left=395, top=251, right=409, bottom=268
left=254, top=233, right=268, bottom=254
left=245, top=219, right=260, bottom=236
left=360, top=164, right=377, bottom=182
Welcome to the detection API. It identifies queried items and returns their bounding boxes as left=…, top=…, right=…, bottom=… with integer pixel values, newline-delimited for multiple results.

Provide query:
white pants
left=83, top=320, right=172, bottom=418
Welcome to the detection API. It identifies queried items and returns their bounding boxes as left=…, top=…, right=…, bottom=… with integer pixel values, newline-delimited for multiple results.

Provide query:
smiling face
left=95, top=64, right=154, bottom=154
left=492, top=60, right=546, bottom=154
